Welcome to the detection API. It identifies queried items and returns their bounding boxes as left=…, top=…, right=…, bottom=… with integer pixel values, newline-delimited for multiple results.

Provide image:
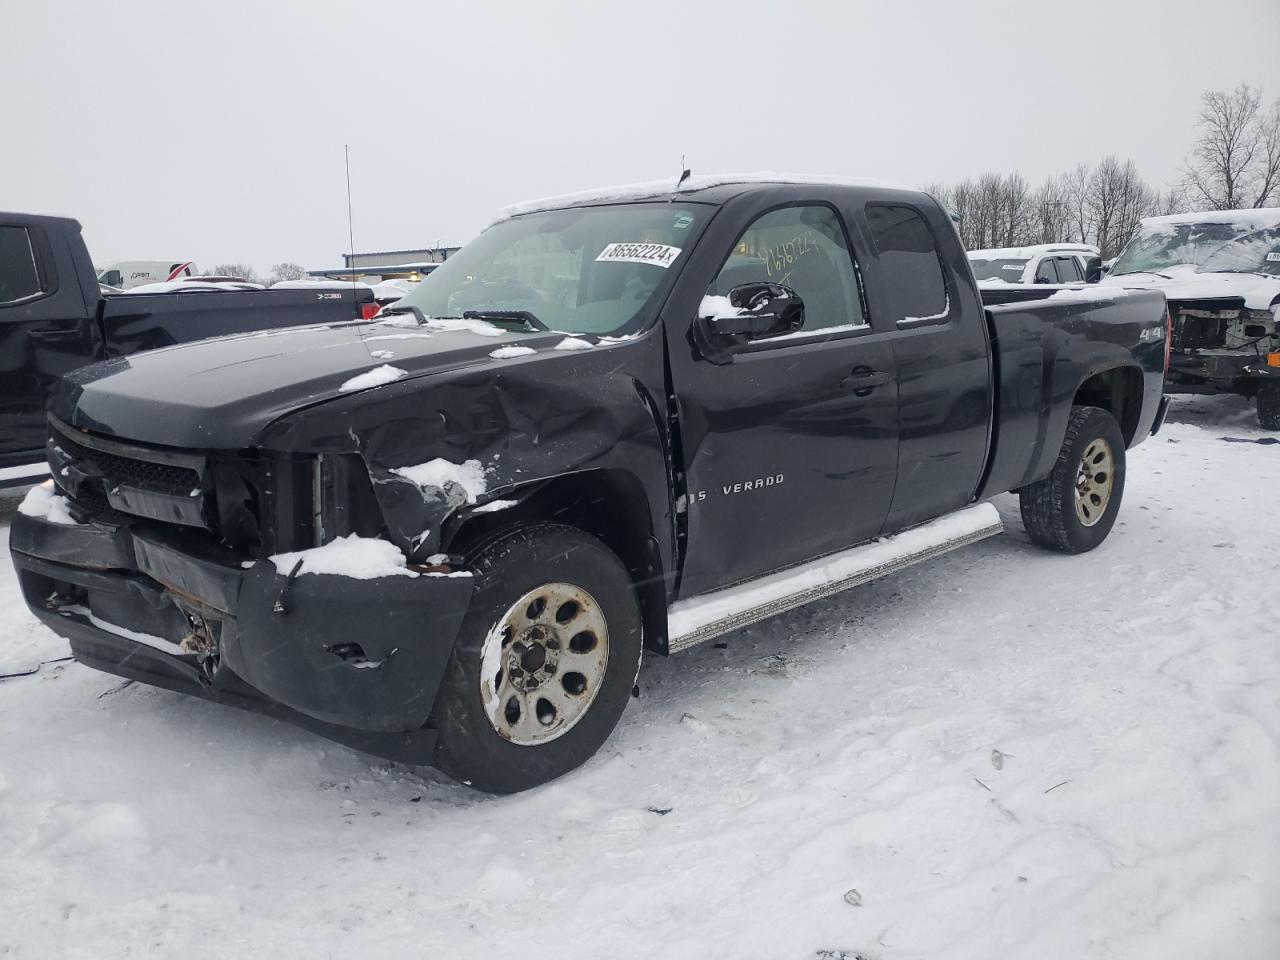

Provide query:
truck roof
left=1138, top=207, right=1280, bottom=231
left=494, top=172, right=917, bottom=223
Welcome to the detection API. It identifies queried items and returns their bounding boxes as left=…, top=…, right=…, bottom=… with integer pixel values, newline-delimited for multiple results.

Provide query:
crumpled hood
left=50, top=318, right=563, bottom=449
left=1102, top=265, right=1280, bottom=311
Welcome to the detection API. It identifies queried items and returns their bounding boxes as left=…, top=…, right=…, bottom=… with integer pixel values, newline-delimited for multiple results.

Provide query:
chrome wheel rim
left=1074, top=437, right=1115, bottom=527
left=478, top=582, right=610, bottom=746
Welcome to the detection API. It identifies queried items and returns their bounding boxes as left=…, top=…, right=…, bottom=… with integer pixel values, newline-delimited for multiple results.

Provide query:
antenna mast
left=344, top=144, right=356, bottom=286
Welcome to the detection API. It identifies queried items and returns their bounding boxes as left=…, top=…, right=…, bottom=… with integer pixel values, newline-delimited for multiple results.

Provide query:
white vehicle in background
left=968, top=243, right=1102, bottom=285
left=1100, top=208, right=1280, bottom=428
left=96, top=260, right=196, bottom=289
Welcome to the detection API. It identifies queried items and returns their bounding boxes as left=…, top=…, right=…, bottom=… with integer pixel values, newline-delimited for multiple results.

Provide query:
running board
left=666, top=502, right=1003, bottom=654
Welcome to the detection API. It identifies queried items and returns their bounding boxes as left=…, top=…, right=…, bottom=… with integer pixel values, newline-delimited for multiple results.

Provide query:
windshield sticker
left=1267, top=252, right=1280, bottom=262
left=1001, top=264, right=1023, bottom=271
left=596, top=242, right=682, bottom=268
left=672, top=213, right=694, bottom=229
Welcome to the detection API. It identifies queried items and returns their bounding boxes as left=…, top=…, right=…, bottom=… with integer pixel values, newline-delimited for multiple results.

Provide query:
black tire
left=430, top=523, right=642, bottom=794
left=1258, top=381, right=1280, bottom=431
left=1019, top=405, right=1126, bottom=554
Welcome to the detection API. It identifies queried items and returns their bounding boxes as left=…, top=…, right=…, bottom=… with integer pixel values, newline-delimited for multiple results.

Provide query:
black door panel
left=0, top=223, right=100, bottom=461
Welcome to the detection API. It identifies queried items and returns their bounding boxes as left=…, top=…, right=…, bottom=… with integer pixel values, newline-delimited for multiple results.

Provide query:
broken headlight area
left=1170, top=302, right=1278, bottom=352
left=46, top=416, right=386, bottom=562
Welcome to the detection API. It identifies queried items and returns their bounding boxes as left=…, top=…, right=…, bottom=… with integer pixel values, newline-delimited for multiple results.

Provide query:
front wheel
left=430, top=524, right=642, bottom=794
left=1019, top=405, right=1126, bottom=553
left=1258, top=380, right=1280, bottom=431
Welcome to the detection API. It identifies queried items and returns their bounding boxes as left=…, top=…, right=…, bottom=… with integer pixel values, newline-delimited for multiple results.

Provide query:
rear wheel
left=430, top=524, right=642, bottom=794
left=1258, top=381, right=1280, bottom=431
left=1019, top=405, right=1126, bottom=553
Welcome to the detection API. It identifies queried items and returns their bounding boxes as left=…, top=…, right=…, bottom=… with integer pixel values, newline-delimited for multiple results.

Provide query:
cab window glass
left=866, top=205, right=949, bottom=321
left=709, top=205, right=865, bottom=332
left=1035, top=259, right=1059, bottom=283
left=1057, top=256, right=1082, bottom=282
left=0, top=226, right=42, bottom=305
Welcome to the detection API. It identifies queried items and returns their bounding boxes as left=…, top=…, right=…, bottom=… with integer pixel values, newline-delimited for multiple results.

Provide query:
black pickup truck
left=0, top=212, right=376, bottom=487
left=10, top=178, right=1170, bottom=792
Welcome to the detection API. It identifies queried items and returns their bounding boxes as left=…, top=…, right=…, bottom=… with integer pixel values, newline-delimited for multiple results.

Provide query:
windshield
left=1111, top=221, right=1280, bottom=277
left=968, top=258, right=1028, bottom=282
left=392, top=204, right=703, bottom=336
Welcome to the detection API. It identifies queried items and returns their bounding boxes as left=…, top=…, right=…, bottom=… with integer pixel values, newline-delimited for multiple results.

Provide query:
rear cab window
left=0, top=225, right=45, bottom=305
left=707, top=204, right=868, bottom=341
left=865, top=204, right=951, bottom=324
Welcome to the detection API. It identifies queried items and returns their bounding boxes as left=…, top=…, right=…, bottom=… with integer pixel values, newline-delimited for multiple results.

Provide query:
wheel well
left=444, top=470, right=670, bottom=654
left=1074, top=366, right=1143, bottom=445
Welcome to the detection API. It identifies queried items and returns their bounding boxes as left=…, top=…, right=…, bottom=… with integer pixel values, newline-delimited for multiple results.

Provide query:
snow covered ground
left=1, top=394, right=1278, bottom=960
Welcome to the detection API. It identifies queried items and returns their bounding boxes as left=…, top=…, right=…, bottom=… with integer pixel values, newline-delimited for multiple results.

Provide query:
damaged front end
left=11, top=415, right=478, bottom=760
left=1167, top=298, right=1280, bottom=392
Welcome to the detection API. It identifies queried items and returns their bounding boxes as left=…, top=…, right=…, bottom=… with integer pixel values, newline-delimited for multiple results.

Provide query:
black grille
left=48, top=419, right=209, bottom=529
left=53, top=430, right=200, bottom=497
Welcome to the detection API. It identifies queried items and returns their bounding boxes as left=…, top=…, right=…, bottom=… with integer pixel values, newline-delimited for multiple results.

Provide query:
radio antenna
left=344, top=144, right=356, bottom=288
left=676, top=154, right=691, bottom=193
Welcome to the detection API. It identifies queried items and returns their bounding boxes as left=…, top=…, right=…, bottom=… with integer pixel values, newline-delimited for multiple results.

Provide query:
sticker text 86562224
left=595, top=242, right=682, bottom=269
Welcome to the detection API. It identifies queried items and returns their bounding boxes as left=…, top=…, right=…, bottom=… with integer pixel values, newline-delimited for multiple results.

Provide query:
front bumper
left=10, top=510, right=475, bottom=762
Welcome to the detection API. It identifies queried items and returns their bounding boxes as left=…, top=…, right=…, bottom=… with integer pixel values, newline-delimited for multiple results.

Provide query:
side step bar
left=666, top=502, right=1003, bottom=654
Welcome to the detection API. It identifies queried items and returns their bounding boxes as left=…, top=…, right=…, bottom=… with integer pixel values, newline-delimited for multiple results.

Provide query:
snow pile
left=423, top=317, right=504, bottom=337
left=18, top=482, right=78, bottom=525
left=554, top=337, right=594, bottom=351
left=270, top=279, right=373, bottom=290
left=391, top=457, right=488, bottom=503
left=489, top=346, right=536, bottom=360
left=270, top=534, right=417, bottom=579
left=698, top=294, right=743, bottom=318
left=124, top=279, right=264, bottom=293
left=1139, top=207, right=1280, bottom=232
left=338, top=364, right=407, bottom=392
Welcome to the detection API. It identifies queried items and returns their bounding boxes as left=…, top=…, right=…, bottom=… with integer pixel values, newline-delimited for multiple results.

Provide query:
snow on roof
left=494, top=172, right=916, bottom=222
left=271, top=279, right=373, bottom=290
left=1139, top=208, right=1280, bottom=231
left=968, top=243, right=1099, bottom=260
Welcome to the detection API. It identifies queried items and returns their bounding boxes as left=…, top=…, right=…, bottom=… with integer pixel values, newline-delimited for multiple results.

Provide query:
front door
left=666, top=200, right=900, bottom=597
left=0, top=222, right=100, bottom=461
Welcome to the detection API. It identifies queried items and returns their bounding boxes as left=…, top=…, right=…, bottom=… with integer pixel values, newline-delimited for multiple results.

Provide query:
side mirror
left=702, top=282, right=804, bottom=339
left=1084, top=258, right=1102, bottom=283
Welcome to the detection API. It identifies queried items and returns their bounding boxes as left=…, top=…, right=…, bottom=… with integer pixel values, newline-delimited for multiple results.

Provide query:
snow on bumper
left=8, top=509, right=475, bottom=747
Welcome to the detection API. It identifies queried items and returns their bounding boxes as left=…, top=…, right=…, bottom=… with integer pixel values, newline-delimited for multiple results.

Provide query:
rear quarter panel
left=977, top=286, right=1166, bottom=498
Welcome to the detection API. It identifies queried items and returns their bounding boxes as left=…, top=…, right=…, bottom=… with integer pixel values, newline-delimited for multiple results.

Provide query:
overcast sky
left=3, top=0, right=1278, bottom=274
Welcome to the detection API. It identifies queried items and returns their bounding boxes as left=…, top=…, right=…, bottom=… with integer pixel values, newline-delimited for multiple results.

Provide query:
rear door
left=862, top=202, right=992, bottom=533
left=0, top=221, right=100, bottom=460
left=665, top=195, right=900, bottom=597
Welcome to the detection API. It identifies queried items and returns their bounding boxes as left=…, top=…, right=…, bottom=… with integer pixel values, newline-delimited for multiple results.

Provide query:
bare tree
left=1182, top=83, right=1280, bottom=209
left=1086, top=156, right=1162, bottom=259
left=269, top=262, right=308, bottom=284
left=1030, top=175, right=1071, bottom=244
left=208, top=263, right=261, bottom=283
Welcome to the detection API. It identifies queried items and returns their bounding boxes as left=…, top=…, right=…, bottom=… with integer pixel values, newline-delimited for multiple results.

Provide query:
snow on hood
left=1102, top=265, right=1280, bottom=310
